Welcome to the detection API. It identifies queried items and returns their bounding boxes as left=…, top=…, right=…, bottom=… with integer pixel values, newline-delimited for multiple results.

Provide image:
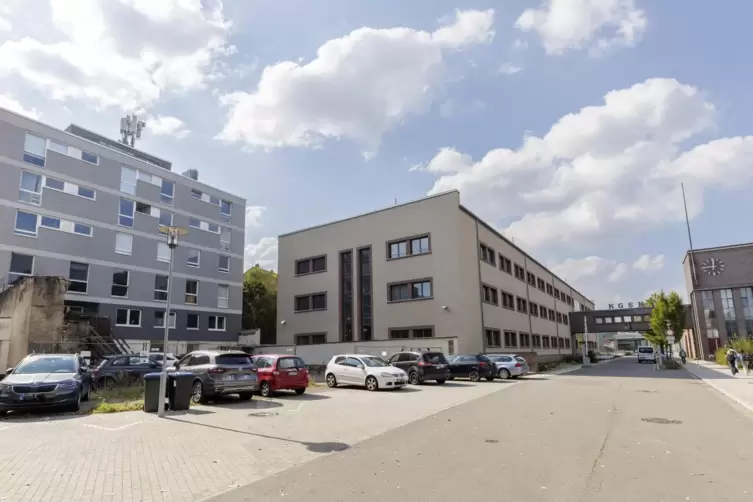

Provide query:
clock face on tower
left=701, top=256, right=726, bottom=276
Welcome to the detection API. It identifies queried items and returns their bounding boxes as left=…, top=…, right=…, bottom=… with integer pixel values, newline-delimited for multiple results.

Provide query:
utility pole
left=582, top=316, right=590, bottom=366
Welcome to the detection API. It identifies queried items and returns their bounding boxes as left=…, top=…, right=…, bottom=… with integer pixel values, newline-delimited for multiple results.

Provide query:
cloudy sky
left=1, top=0, right=752, bottom=308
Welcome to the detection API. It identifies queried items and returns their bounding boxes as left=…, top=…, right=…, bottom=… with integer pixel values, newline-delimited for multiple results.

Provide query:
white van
left=637, top=346, right=656, bottom=363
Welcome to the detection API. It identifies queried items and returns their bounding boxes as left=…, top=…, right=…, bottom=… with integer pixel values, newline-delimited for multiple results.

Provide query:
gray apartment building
left=0, top=107, right=245, bottom=355
left=683, top=242, right=753, bottom=359
left=276, top=190, right=594, bottom=361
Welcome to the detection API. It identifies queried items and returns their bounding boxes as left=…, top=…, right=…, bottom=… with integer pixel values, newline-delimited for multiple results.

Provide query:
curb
left=684, top=365, right=753, bottom=415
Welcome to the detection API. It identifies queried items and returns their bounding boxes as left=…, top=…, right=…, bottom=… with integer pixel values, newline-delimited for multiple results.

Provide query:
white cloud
left=0, top=93, right=39, bottom=119
left=633, top=253, right=664, bottom=271
left=217, top=9, right=495, bottom=153
left=498, top=63, right=523, bottom=75
left=515, top=0, right=647, bottom=56
left=245, top=205, right=267, bottom=230
left=244, top=236, right=278, bottom=271
left=424, top=78, right=753, bottom=249
left=0, top=0, right=232, bottom=110
left=608, top=262, right=627, bottom=282
left=146, top=115, right=190, bottom=139
left=550, top=255, right=626, bottom=284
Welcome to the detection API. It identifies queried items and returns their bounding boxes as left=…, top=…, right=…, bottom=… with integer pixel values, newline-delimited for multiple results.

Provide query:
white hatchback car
left=325, top=354, right=408, bottom=391
left=637, top=346, right=656, bottom=363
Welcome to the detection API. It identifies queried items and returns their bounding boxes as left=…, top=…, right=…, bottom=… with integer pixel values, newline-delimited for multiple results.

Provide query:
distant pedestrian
left=727, top=348, right=738, bottom=375
left=679, top=348, right=687, bottom=364
left=737, top=350, right=749, bottom=376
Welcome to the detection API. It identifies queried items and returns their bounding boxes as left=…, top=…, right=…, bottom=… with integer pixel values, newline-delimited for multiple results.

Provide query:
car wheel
left=469, top=370, right=480, bottom=382
left=485, top=376, right=495, bottom=381
left=70, top=390, right=81, bottom=412
left=326, top=373, right=337, bottom=388
left=365, top=376, right=379, bottom=391
left=409, top=371, right=420, bottom=385
left=295, top=388, right=306, bottom=395
left=82, top=384, right=90, bottom=402
left=238, top=392, right=253, bottom=401
left=448, top=376, right=455, bottom=381
left=260, top=381, right=272, bottom=397
left=436, top=379, right=446, bottom=385
left=191, top=380, right=206, bottom=404
left=498, top=368, right=511, bottom=379
left=0, top=410, right=7, bottom=417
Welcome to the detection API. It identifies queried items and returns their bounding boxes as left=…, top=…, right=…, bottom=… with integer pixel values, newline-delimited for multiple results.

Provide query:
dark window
left=565, top=338, right=571, bottom=349
left=485, top=329, right=501, bottom=348
left=556, top=312, right=563, bottom=323
left=527, top=272, right=536, bottom=286
left=115, top=308, right=140, bottom=326
left=480, top=244, right=496, bottom=266
left=358, top=247, right=373, bottom=341
left=520, top=333, right=530, bottom=348
left=68, top=262, right=89, bottom=293
left=187, top=313, right=199, bottom=329
left=189, top=355, right=211, bottom=366
left=154, top=275, right=168, bottom=302
left=111, top=270, right=129, bottom=297
left=295, top=293, right=327, bottom=312
left=504, top=331, right=517, bottom=348
left=340, top=250, right=353, bottom=342
left=9, top=252, right=34, bottom=280
left=278, top=357, right=306, bottom=369
left=566, top=295, right=572, bottom=305
left=295, top=255, right=327, bottom=275
left=530, top=303, right=539, bottom=316
left=554, top=288, right=560, bottom=300
left=549, top=310, right=556, bottom=321
left=516, top=297, right=528, bottom=314
left=542, top=336, right=550, bottom=348
left=482, top=285, right=499, bottom=305
left=558, top=338, right=565, bottom=349
left=388, top=235, right=430, bottom=259
left=546, top=283, right=553, bottom=296
left=540, top=305, right=548, bottom=319
left=499, top=255, right=512, bottom=274
left=514, top=264, right=525, bottom=281
left=533, top=335, right=541, bottom=349
left=501, top=292, right=515, bottom=309
left=537, top=278, right=545, bottom=291
left=216, top=354, right=253, bottom=365
left=413, top=328, right=434, bottom=338
left=389, top=329, right=410, bottom=339
left=295, top=333, right=327, bottom=345
left=563, top=315, right=569, bottom=326
left=388, top=280, right=432, bottom=302
left=389, top=327, right=432, bottom=339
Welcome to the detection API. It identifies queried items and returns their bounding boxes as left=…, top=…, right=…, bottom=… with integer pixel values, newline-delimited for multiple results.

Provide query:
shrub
left=715, top=347, right=729, bottom=366
left=587, top=350, right=598, bottom=363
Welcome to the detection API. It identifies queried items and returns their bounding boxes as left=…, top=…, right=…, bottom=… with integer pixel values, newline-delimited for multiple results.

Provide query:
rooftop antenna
left=119, top=114, right=146, bottom=148
left=393, top=197, right=397, bottom=205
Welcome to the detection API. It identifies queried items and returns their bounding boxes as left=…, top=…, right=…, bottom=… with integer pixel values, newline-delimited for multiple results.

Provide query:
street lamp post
left=157, top=226, right=187, bottom=418
left=582, top=316, right=590, bottom=366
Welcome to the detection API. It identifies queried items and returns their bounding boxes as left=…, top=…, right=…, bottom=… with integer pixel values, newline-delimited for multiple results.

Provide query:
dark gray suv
left=174, top=350, right=258, bottom=404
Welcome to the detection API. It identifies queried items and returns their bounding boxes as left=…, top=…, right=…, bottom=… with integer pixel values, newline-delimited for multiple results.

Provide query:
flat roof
left=682, top=241, right=753, bottom=264
left=278, top=190, right=593, bottom=304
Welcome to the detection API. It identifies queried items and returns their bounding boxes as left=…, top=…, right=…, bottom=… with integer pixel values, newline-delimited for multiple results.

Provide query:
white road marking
left=287, top=403, right=305, bottom=413
left=81, top=421, right=144, bottom=431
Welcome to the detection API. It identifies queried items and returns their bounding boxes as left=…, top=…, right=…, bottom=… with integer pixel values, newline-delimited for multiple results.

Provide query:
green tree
left=242, top=265, right=277, bottom=344
left=644, top=290, right=685, bottom=354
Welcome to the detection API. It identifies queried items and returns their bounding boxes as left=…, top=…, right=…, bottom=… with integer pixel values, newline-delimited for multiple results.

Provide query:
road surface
left=209, top=358, right=753, bottom=502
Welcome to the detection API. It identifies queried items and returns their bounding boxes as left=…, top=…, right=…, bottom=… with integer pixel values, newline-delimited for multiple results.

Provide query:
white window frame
left=154, top=275, right=169, bottom=302
left=160, top=179, right=174, bottom=205
left=154, top=311, right=176, bottom=329
left=221, top=200, right=232, bottom=220
left=186, top=313, right=200, bottom=330
left=119, top=198, right=135, bottom=228
left=19, top=170, right=42, bottom=206
left=73, top=222, right=93, bottom=237
left=40, top=215, right=60, bottom=230
left=68, top=262, right=89, bottom=294
left=185, top=280, right=199, bottom=304
left=9, top=252, right=35, bottom=282
left=14, top=210, right=38, bottom=237
left=115, top=308, right=141, bottom=327
left=191, top=189, right=203, bottom=200
left=189, top=217, right=201, bottom=229
left=208, top=315, right=226, bottom=331
left=220, top=227, right=231, bottom=251
left=218, top=285, right=229, bottom=309
left=158, top=210, right=173, bottom=227
left=120, top=166, right=138, bottom=195
left=115, top=233, right=133, bottom=255
left=23, top=133, right=47, bottom=166
left=218, top=255, right=230, bottom=273
left=157, top=242, right=171, bottom=263
left=111, top=270, right=129, bottom=298
left=187, top=248, right=200, bottom=268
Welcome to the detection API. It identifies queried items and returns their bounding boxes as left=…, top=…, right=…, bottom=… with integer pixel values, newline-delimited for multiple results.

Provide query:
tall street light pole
left=582, top=316, right=590, bottom=366
left=157, top=226, right=187, bottom=418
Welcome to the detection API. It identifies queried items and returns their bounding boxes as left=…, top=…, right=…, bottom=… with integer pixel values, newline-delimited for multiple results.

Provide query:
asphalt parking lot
left=0, top=376, right=543, bottom=502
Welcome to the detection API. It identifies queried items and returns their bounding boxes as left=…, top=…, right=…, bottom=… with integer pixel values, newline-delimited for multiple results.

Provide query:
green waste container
left=143, top=372, right=164, bottom=413
left=168, top=372, right=194, bottom=411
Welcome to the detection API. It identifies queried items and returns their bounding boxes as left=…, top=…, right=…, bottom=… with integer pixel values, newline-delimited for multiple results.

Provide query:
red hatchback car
left=250, top=354, right=309, bottom=397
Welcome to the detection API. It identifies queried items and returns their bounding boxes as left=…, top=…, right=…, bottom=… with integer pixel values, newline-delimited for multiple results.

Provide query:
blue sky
left=1, top=0, right=752, bottom=307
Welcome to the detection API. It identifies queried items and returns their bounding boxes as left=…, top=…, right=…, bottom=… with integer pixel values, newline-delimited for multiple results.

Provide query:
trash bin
left=168, top=372, right=194, bottom=411
left=143, top=372, right=164, bottom=413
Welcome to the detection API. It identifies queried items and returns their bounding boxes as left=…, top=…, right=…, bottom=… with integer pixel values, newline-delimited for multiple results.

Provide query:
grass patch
left=90, top=384, right=145, bottom=414
left=92, top=400, right=143, bottom=414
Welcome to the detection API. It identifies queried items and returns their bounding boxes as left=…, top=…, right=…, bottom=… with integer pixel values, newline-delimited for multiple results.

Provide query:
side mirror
left=5, top=367, right=13, bottom=375
left=173, top=363, right=180, bottom=370
left=357, top=364, right=365, bottom=370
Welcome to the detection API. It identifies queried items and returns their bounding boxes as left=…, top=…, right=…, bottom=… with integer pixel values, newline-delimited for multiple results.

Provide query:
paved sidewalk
left=684, top=359, right=753, bottom=413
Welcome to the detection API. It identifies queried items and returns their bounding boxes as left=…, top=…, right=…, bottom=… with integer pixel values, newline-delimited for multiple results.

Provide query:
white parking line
left=81, top=421, right=144, bottom=432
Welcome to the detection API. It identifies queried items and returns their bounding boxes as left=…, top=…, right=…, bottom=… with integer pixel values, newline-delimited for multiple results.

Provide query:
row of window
left=481, top=284, right=569, bottom=325
left=480, top=242, right=585, bottom=309
left=484, top=328, right=571, bottom=350
left=24, top=132, right=99, bottom=168
left=702, top=287, right=753, bottom=339
left=113, top=308, right=226, bottom=331
left=19, top=169, right=96, bottom=206
left=292, top=326, right=435, bottom=346
left=114, top=231, right=231, bottom=272
left=594, top=314, right=650, bottom=325
left=294, top=278, right=432, bottom=312
left=14, top=210, right=92, bottom=238
left=8, top=252, right=230, bottom=308
left=190, top=188, right=232, bottom=221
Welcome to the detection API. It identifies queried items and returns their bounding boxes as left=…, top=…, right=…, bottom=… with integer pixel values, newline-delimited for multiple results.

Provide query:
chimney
left=182, top=169, right=198, bottom=181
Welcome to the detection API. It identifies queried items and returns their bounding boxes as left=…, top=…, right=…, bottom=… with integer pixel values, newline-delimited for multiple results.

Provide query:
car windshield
left=515, top=357, right=527, bottom=363
left=361, top=357, right=390, bottom=368
left=477, top=355, right=493, bottom=363
left=14, top=357, right=76, bottom=374
left=638, top=347, right=654, bottom=353
left=424, top=352, right=448, bottom=364
left=216, top=354, right=253, bottom=365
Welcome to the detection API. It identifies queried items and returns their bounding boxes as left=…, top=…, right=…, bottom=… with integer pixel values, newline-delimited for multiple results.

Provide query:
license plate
left=396, top=379, right=406, bottom=384
left=436, top=364, right=446, bottom=369
left=289, top=371, right=298, bottom=376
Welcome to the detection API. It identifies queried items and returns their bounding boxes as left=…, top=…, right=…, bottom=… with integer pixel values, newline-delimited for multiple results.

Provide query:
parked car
left=148, top=352, right=179, bottom=367
left=637, top=346, right=656, bottom=364
left=446, top=354, right=496, bottom=381
left=325, top=354, right=408, bottom=391
left=0, top=353, right=92, bottom=415
left=250, top=354, right=309, bottom=397
left=485, top=354, right=530, bottom=379
left=173, top=350, right=258, bottom=404
left=92, top=354, right=162, bottom=388
left=387, top=350, right=450, bottom=385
